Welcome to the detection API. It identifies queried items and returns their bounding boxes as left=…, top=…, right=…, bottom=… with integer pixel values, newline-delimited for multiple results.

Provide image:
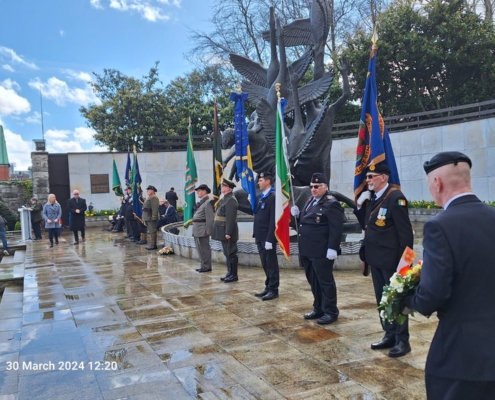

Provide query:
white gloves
left=265, top=242, right=273, bottom=250
left=357, top=191, right=371, bottom=206
left=326, top=249, right=338, bottom=260
left=290, top=205, right=300, bottom=217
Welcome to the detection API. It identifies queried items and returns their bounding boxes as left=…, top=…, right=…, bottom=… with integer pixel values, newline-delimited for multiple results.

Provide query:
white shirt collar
left=262, top=188, right=271, bottom=196
left=375, top=183, right=389, bottom=200
left=444, top=192, right=474, bottom=210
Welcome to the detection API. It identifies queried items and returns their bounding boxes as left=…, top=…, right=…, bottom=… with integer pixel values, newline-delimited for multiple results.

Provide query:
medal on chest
left=375, top=208, right=387, bottom=227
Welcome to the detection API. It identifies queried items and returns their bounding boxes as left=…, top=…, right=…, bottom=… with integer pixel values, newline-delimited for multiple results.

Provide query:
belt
left=193, top=219, right=206, bottom=222
left=214, top=216, right=226, bottom=222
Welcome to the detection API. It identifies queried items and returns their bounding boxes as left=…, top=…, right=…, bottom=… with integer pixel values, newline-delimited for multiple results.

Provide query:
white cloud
left=90, top=0, right=104, bottom=9
left=0, top=46, right=38, bottom=70
left=98, top=0, right=171, bottom=22
left=0, top=83, right=30, bottom=116
left=0, top=122, right=35, bottom=170
left=2, top=64, right=14, bottom=72
left=47, top=140, right=84, bottom=153
left=26, top=111, right=42, bottom=124
left=157, top=0, right=181, bottom=7
left=60, top=30, right=65, bottom=37
left=61, top=69, right=93, bottom=83
left=74, top=127, right=96, bottom=143
left=45, top=129, right=71, bottom=140
left=29, top=76, right=99, bottom=107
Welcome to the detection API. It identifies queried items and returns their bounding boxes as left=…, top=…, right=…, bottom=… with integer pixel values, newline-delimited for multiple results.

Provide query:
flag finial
left=372, top=26, right=378, bottom=49
left=236, top=82, right=241, bottom=93
left=275, top=83, right=282, bottom=99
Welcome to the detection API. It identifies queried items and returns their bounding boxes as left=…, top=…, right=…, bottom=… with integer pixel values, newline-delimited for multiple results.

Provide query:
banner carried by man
left=212, top=101, right=224, bottom=200
left=111, top=158, right=123, bottom=197
left=184, top=119, right=198, bottom=226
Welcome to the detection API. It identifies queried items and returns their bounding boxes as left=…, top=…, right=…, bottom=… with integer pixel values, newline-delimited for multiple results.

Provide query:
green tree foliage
left=0, top=200, right=18, bottom=230
left=344, top=0, right=495, bottom=116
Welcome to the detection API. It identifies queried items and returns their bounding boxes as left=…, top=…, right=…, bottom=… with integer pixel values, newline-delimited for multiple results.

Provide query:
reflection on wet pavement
left=0, top=228, right=436, bottom=399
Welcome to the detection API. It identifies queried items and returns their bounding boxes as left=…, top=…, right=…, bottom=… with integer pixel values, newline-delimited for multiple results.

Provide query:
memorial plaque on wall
left=90, top=174, right=109, bottom=194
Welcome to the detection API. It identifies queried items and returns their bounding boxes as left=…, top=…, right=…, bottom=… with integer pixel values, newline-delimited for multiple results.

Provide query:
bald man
left=405, top=151, right=495, bottom=400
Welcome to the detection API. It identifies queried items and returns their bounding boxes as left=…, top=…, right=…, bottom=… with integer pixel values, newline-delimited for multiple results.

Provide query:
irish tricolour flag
left=275, top=98, right=290, bottom=259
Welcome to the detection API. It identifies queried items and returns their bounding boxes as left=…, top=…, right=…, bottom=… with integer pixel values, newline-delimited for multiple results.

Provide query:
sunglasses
left=309, top=185, right=321, bottom=189
left=366, top=174, right=383, bottom=179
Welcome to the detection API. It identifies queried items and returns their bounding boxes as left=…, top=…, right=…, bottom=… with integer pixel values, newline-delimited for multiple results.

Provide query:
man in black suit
left=354, top=162, right=414, bottom=357
left=253, top=172, right=279, bottom=301
left=405, top=151, right=495, bottom=399
left=67, top=190, right=88, bottom=244
left=165, top=187, right=178, bottom=209
left=156, top=200, right=177, bottom=230
left=291, top=172, right=344, bottom=325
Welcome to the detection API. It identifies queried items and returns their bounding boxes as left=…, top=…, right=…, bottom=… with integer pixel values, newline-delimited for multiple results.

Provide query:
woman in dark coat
left=42, top=194, right=62, bottom=248
left=30, top=197, right=43, bottom=240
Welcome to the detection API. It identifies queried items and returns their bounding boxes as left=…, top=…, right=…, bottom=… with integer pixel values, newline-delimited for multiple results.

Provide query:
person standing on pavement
left=253, top=172, right=279, bottom=301
left=29, top=197, right=43, bottom=240
left=165, top=187, right=179, bottom=209
left=354, top=161, right=414, bottom=358
left=291, top=172, right=344, bottom=325
left=142, top=185, right=160, bottom=250
left=192, top=184, right=214, bottom=273
left=212, top=178, right=239, bottom=283
left=68, top=190, right=87, bottom=245
left=42, top=193, right=62, bottom=248
left=0, top=213, right=10, bottom=255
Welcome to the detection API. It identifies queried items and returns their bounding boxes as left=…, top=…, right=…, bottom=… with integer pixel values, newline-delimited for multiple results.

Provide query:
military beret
left=423, top=151, right=472, bottom=174
left=311, top=172, right=328, bottom=185
left=221, top=178, right=236, bottom=189
left=367, top=161, right=391, bottom=175
left=146, top=185, right=157, bottom=192
left=195, top=184, right=211, bottom=194
left=259, top=172, right=273, bottom=180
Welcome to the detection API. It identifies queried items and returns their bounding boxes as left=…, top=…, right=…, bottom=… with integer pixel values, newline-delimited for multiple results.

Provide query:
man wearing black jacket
left=354, top=162, right=414, bottom=358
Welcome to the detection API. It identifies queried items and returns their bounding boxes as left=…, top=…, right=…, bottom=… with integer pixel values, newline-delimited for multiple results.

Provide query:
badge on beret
left=369, top=165, right=376, bottom=171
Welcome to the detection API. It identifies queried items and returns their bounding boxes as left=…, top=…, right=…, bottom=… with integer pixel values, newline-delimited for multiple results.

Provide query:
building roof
left=0, top=126, right=9, bottom=165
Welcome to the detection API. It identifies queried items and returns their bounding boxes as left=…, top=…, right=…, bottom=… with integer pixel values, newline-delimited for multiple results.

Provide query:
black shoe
left=137, top=240, right=147, bottom=245
left=388, top=341, right=411, bottom=358
left=303, top=311, right=324, bottom=320
left=49, top=244, right=53, bottom=248
left=146, top=245, right=158, bottom=250
left=198, top=268, right=212, bottom=273
left=254, top=289, right=268, bottom=297
left=223, top=275, right=238, bottom=283
left=261, top=291, right=278, bottom=301
left=316, top=314, right=338, bottom=325
left=55, top=240, right=59, bottom=245
left=371, top=337, right=396, bottom=350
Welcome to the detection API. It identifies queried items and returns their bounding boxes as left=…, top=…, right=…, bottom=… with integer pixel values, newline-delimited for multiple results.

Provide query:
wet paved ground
left=0, top=228, right=437, bottom=399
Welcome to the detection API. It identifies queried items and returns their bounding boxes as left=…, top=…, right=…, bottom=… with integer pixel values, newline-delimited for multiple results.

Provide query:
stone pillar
left=31, top=152, right=49, bottom=202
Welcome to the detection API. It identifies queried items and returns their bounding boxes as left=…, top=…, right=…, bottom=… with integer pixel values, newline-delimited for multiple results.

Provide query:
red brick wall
left=0, top=165, right=9, bottom=181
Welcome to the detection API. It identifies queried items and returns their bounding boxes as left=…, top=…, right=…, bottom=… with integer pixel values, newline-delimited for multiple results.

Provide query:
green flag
left=112, top=158, right=123, bottom=197
left=184, top=121, right=198, bottom=227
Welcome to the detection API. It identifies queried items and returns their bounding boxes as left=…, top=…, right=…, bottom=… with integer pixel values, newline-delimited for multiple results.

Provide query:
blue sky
left=0, top=0, right=214, bottom=170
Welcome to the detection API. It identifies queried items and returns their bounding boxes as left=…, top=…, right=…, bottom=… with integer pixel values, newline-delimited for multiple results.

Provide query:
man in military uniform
left=291, top=172, right=344, bottom=324
left=354, top=161, right=414, bottom=358
left=192, top=184, right=214, bottom=273
left=253, top=172, right=279, bottom=301
left=212, top=178, right=239, bottom=283
left=142, top=185, right=160, bottom=250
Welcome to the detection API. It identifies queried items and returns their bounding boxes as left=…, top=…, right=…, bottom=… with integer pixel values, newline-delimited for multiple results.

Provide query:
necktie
left=306, top=198, right=317, bottom=212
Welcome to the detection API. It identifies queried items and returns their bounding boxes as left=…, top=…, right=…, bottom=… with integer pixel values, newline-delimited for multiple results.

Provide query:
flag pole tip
left=275, top=83, right=281, bottom=98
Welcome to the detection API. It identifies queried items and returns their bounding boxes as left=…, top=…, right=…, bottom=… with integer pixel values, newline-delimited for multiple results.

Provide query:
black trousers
left=73, top=229, right=85, bottom=242
left=32, top=220, right=42, bottom=239
left=371, top=265, right=409, bottom=343
left=301, top=255, right=338, bottom=317
left=221, top=239, right=238, bottom=258
left=426, top=374, right=495, bottom=400
left=256, top=241, right=279, bottom=292
left=130, top=219, right=140, bottom=240
left=47, top=228, right=59, bottom=244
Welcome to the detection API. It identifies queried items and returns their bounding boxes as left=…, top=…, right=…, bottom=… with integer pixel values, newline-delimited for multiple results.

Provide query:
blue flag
left=230, top=92, right=257, bottom=213
left=131, top=150, right=143, bottom=222
left=354, top=45, right=400, bottom=201
left=125, top=151, right=132, bottom=187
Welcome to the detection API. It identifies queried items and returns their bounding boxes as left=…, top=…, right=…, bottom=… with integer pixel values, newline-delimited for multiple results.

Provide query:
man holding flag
left=353, top=36, right=414, bottom=358
left=184, top=119, right=198, bottom=227
left=212, top=101, right=224, bottom=201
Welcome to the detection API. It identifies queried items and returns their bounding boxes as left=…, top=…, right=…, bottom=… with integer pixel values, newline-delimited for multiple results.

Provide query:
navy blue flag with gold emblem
left=230, top=92, right=257, bottom=213
left=131, top=148, right=143, bottom=223
left=354, top=44, right=400, bottom=201
left=124, top=151, right=132, bottom=187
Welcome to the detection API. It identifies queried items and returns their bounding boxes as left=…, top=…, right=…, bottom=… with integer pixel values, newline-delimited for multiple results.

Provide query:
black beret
left=146, top=185, right=157, bottom=192
left=195, top=184, right=211, bottom=194
left=311, top=172, right=328, bottom=185
left=367, top=162, right=391, bottom=175
left=221, top=178, right=236, bottom=189
left=259, top=172, right=273, bottom=180
left=423, top=151, right=472, bottom=174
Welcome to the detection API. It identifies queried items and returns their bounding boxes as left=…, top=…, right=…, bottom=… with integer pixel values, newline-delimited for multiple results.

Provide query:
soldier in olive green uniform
left=143, top=185, right=160, bottom=250
left=212, top=178, right=239, bottom=282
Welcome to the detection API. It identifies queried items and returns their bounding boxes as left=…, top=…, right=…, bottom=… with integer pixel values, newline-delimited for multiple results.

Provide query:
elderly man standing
left=291, top=172, right=344, bottom=324
left=68, top=190, right=87, bottom=245
left=143, top=185, right=160, bottom=250
left=212, top=178, right=239, bottom=283
left=354, top=161, right=414, bottom=357
left=405, top=152, right=495, bottom=400
left=253, top=172, right=279, bottom=301
left=192, top=184, right=214, bottom=273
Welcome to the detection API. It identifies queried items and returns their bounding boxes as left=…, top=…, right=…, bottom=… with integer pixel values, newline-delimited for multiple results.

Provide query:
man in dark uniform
left=68, top=190, right=87, bottom=244
left=405, top=152, right=495, bottom=400
left=142, top=185, right=160, bottom=250
left=253, top=172, right=279, bottom=301
left=354, top=161, right=414, bottom=357
left=291, top=172, right=344, bottom=324
left=212, top=178, right=239, bottom=283
left=165, top=187, right=179, bottom=209
left=192, top=184, right=214, bottom=273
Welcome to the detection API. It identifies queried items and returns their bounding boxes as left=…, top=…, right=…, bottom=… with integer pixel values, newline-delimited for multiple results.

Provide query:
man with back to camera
left=354, top=161, right=414, bottom=357
left=405, top=151, right=495, bottom=399
left=253, top=172, right=279, bottom=301
left=291, top=172, right=344, bottom=324
left=166, top=187, right=178, bottom=209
